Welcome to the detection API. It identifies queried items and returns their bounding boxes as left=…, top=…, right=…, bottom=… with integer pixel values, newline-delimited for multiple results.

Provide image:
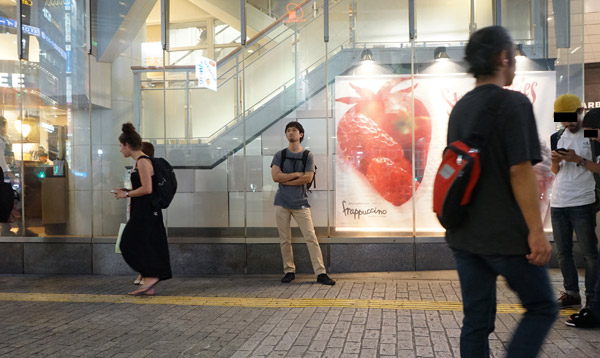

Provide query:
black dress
left=120, top=156, right=172, bottom=281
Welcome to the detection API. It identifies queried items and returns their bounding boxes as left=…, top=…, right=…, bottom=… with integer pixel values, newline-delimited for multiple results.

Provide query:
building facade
left=0, top=0, right=589, bottom=274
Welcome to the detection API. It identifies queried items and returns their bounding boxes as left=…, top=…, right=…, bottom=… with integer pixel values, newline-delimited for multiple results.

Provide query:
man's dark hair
left=465, top=26, right=515, bottom=79
left=285, top=121, right=304, bottom=142
left=142, top=141, right=155, bottom=157
left=583, top=108, right=600, bottom=129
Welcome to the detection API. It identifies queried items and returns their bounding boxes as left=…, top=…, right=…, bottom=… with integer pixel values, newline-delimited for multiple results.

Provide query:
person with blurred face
left=550, top=94, right=598, bottom=311
left=564, top=108, right=600, bottom=328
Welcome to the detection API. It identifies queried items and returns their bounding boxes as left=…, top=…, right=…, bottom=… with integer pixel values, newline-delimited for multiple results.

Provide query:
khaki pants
left=275, top=206, right=326, bottom=275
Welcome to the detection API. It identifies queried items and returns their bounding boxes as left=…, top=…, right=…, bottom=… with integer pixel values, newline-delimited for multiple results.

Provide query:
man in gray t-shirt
left=270, top=121, right=334, bottom=285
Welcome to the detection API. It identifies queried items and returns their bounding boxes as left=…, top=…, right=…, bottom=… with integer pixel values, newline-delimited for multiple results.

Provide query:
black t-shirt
left=446, top=84, right=542, bottom=255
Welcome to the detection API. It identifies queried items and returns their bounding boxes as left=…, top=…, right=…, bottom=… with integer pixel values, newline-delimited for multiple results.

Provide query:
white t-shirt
left=551, top=128, right=596, bottom=208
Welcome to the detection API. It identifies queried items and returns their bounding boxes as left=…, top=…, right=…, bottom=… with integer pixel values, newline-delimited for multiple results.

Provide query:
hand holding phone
left=556, top=148, right=568, bottom=154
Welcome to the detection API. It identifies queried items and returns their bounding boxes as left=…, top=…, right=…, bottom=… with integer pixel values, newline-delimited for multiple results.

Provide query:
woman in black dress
left=113, top=123, right=172, bottom=296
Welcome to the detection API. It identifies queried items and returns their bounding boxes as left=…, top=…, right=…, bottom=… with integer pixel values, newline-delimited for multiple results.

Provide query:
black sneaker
left=317, top=274, right=335, bottom=286
left=585, top=295, right=593, bottom=309
left=558, top=291, right=582, bottom=309
left=566, top=308, right=600, bottom=328
left=281, top=273, right=295, bottom=283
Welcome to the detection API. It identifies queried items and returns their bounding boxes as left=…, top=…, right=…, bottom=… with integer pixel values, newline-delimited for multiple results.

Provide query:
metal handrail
left=217, top=0, right=315, bottom=66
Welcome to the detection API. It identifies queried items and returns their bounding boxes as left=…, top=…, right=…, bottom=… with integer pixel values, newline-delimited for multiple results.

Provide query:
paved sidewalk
left=0, top=270, right=598, bottom=357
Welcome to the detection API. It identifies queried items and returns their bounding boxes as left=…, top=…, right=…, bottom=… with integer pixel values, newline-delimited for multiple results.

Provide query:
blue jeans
left=453, top=249, right=558, bottom=358
left=551, top=203, right=598, bottom=295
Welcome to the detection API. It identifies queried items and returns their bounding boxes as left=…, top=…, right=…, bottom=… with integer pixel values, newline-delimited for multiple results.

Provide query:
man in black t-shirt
left=446, top=26, right=557, bottom=356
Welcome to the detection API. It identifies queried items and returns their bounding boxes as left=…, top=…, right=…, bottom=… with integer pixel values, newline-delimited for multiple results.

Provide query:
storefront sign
left=45, top=0, right=65, bottom=7
left=195, top=56, right=217, bottom=91
left=0, top=73, right=25, bottom=88
left=141, top=42, right=163, bottom=67
left=334, top=72, right=556, bottom=231
left=65, top=45, right=71, bottom=73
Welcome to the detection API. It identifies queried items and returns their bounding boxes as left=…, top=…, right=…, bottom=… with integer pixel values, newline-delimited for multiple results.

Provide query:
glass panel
left=0, top=0, right=21, bottom=236
left=503, top=0, right=533, bottom=42
left=416, top=0, right=470, bottom=42
left=159, top=2, right=241, bottom=237
left=214, top=19, right=241, bottom=46
left=169, top=49, right=206, bottom=66
left=169, top=23, right=208, bottom=49
left=475, top=0, right=494, bottom=30
left=10, top=0, right=78, bottom=237
left=355, top=0, right=409, bottom=44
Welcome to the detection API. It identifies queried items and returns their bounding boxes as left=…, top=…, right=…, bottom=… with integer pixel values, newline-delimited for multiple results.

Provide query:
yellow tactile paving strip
left=0, top=292, right=578, bottom=316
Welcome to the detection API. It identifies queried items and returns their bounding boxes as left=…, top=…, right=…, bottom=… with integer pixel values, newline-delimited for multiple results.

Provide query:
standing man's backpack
left=280, top=149, right=316, bottom=191
left=433, top=90, right=507, bottom=229
left=149, top=157, right=177, bottom=209
left=550, top=128, right=600, bottom=212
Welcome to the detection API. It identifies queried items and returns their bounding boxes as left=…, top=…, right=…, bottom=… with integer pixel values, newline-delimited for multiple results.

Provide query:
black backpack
left=550, top=128, right=600, bottom=212
left=141, top=156, right=177, bottom=209
left=280, top=149, right=316, bottom=191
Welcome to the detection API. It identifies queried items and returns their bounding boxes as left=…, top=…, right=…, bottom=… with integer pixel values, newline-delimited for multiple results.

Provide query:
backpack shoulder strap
left=467, top=89, right=509, bottom=148
left=301, top=150, right=310, bottom=171
left=592, top=140, right=600, bottom=162
left=550, top=128, right=566, bottom=151
left=279, top=149, right=287, bottom=170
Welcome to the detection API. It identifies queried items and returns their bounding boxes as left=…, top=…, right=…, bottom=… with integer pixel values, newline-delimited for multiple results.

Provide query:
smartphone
left=556, top=148, right=568, bottom=154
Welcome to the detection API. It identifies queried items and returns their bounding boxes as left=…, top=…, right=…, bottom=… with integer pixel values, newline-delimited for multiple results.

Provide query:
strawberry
left=337, top=108, right=405, bottom=174
left=337, top=78, right=432, bottom=180
left=337, top=107, right=415, bottom=206
left=366, top=157, right=417, bottom=207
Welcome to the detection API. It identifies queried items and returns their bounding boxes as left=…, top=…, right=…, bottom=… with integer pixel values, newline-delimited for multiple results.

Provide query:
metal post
left=324, top=0, right=329, bottom=43
left=241, top=0, right=247, bottom=45
left=161, top=0, right=170, bottom=50
left=409, top=0, right=416, bottom=269
left=469, top=0, right=476, bottom=35
left=495, top=0, right=502, bottom=26
left=17, top=0, right=23, bottom=59
left=85, top=0, right=92, bottom=54
left=409, top=0, right=415, bottom=40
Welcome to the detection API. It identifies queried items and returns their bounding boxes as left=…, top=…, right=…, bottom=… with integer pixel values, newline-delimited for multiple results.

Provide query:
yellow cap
left=554, top=94, right=582, bottom=113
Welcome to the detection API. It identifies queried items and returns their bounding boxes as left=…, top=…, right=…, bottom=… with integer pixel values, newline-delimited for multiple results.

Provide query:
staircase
left=134, top=0, right=360, bottom=168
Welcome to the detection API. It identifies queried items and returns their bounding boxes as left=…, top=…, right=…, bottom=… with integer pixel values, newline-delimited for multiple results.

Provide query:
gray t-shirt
left=271, top=149, right=315, bottom=209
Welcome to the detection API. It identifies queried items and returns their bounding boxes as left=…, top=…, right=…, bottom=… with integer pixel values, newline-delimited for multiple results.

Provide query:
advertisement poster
left=334, top=72, right=556, bottom=231
left=195, top=56, right=217, bottom=91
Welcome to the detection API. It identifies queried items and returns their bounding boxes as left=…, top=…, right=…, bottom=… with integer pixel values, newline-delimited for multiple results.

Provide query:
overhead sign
left=284, top=3, right=307, bottom=23
left=195, top=56, right=217, bottom=91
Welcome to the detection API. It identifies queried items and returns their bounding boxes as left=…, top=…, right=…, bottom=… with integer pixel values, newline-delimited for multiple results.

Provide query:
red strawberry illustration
left=337, top=108, right=405, bottom=174
left=336, top=78, right=431, bottom=206
left=337, top=78, right=432, bottom=180
left=366, top=157, right=418, bottom=206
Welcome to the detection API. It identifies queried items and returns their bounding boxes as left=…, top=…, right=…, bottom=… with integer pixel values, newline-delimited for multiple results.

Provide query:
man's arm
left=510, top=160, right=552, bottom=266
left=271, top=165, right=303, bottom=183
left=559, top=149, right=600, bottom=173
left=550, top=151, right=561, bottom=174
left=280, top=171, right=314, bottom=186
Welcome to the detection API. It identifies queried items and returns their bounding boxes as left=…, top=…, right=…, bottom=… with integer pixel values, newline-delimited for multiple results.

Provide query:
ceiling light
left=434, top=47, right=450, bottom=61
left=360, top=49, right=374, bottom=63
